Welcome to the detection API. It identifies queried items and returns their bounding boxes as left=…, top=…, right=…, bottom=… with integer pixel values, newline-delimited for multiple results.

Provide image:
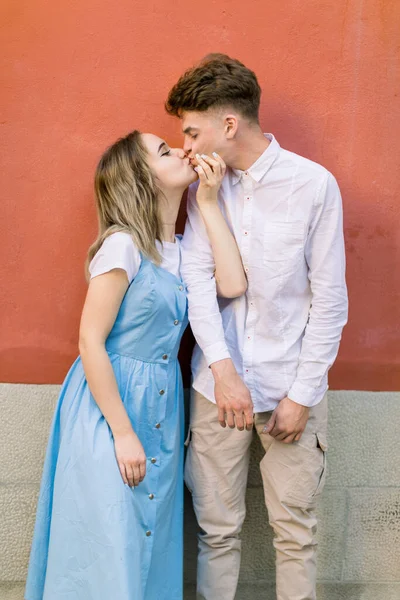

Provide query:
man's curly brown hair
left=165, top=54, right=261, bottom=123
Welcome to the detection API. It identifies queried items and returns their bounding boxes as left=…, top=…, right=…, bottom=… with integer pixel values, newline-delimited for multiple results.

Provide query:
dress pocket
left=263, top=221, right=304, bottom=275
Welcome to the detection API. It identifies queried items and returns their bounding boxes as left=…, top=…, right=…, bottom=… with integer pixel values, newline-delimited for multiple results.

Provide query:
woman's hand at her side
left=113, top=429, right=147, bottom=487
left=195, top=152, right=226, bottom=205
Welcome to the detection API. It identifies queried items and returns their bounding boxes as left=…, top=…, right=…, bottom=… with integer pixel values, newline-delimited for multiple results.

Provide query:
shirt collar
left=230, top=134, right=280, bottom=186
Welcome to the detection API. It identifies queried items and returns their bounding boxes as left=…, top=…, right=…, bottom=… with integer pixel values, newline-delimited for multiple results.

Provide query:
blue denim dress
left=25, top=255, right=188, bottom=600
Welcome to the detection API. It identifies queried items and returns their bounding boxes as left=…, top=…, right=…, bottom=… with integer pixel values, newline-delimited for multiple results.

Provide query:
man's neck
left=229, top=130, right=270, bottom=172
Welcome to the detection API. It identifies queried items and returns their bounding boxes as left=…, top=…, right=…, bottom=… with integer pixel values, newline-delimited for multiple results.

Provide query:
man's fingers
left=271, top=428, right=302, bottom=443
left=244, top=407, right=254, bottom=431
left=268, top=423, right=282, bottom=438
left=274, top=431, right=288, bottom=441
left=262, top=411, right=276, bottom=435
left=234, top=412, right=245, bottom=431
left=226, top=411, right=235, bottom=429
left=218, top=405, right=227, bottom=428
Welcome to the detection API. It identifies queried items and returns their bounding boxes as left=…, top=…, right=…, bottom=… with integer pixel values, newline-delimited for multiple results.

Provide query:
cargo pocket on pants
left=283, top=432, right=327, bottom=510
left=313, top=432, right=327, bottom=499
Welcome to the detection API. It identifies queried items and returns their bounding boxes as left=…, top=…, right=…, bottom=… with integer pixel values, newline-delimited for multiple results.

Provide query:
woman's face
left=141, top=133, right=197, bottom=192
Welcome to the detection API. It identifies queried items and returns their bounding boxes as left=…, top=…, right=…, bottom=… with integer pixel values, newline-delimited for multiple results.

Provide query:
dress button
left=174, top=320, right=179, bottom=325
left=159, top=389, right=165, bottom=395
left=162, top=354, right=168, bottom=360
left=146, top=530, right=152, bottom=537
left=155, top=423, right=161, bottom=429
left=151, top=457, right=157, bottom=464
left=149, top=493, right=154, bottom=500
left=178, top=285, right=183, bottom=291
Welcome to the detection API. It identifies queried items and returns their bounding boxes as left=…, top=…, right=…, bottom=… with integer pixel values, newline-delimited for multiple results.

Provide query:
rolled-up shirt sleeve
left=180, top=184, right=231, bottom=366
left=288, top=172, right=348, bottom=407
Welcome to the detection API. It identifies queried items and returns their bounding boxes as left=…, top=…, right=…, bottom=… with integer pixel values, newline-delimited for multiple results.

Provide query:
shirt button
left=159, top=389, right=165, bottom=395
left=146, top=530, right=152, bottom=537
left=155, top=423, right=161, bottom=429
left=162, top=354, right=168, bottom=360
left=245, top=268, right=249, bottom=273
left=244, top=231, right=248, bottom=235
left=178, top=285, right=183, bottom=291
left=151, top=457, right=157, bottom=464
left=149, top=493, right=155, bottom=500
left=174, top=320, right=179, bottom=325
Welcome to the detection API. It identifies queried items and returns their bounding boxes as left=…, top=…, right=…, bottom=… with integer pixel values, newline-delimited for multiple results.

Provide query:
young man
left=166, top=54, right=348, bottom=600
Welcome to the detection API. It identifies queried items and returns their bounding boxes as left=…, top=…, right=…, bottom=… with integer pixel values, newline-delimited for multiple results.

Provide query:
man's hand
left=263, top=396, right=309, bottom=444
left=211, top=359, right=254, bottom=431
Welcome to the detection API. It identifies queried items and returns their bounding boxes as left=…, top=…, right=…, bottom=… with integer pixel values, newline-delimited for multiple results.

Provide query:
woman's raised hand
left=195, top=152, right=226, bottom=205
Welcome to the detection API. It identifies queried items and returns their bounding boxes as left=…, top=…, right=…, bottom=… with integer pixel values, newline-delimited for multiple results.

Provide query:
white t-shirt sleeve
left=89, top=232, right=141, bottom=284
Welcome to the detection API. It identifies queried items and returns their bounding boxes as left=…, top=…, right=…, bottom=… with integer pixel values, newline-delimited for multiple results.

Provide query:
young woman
left=24, top=130, right=247, bottom=600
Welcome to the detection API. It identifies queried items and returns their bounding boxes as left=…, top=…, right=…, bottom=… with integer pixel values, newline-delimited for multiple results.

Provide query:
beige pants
left=185, top=389, right=328, bottom=600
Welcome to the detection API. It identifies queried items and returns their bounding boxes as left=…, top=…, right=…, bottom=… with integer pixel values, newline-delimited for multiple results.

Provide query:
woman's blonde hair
left=86, top=130, right=163, bottom=278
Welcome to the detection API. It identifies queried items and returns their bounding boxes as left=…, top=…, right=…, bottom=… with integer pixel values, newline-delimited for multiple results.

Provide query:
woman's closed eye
left=161, top=149, right=171, bottom=157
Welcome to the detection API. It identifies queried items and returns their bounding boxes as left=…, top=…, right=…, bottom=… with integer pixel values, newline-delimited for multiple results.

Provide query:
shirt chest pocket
left=263, top=221, right=305, bottom=275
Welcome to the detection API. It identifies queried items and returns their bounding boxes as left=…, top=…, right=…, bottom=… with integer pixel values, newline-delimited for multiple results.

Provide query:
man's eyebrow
left=183, top=126, right=199, bottom=134
left=157, top=142, right=167, bottom=154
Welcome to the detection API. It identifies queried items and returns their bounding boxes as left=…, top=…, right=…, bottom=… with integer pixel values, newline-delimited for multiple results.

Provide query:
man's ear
left=224, top=115, right=238, bottom=139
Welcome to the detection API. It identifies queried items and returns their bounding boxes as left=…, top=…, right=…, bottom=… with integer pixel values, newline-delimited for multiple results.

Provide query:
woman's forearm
left=80, top=341, right=133, bottom=437
left=198, top=203, right=247, bottom=298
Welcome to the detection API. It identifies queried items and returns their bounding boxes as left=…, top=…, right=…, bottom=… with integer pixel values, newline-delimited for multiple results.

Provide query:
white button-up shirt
left=181, top=134, right=348, bottom=412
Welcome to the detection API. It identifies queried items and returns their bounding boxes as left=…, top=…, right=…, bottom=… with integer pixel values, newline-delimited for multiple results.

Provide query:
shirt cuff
left=288, top=381, right=328, bottom=408
left=203, top=342, right=231, bottom=367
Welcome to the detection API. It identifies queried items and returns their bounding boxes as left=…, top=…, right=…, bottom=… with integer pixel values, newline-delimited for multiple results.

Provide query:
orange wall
left=1, top=0, right=399, bottom=389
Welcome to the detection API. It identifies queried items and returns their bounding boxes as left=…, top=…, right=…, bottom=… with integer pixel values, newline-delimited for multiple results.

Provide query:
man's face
left=181, top=110, right=230, bottom=166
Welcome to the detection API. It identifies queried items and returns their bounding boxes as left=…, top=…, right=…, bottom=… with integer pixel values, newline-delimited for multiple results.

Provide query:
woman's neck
left=160, top=222, right=176, bottom=243
left=159, top=189, right=182, bottom=243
